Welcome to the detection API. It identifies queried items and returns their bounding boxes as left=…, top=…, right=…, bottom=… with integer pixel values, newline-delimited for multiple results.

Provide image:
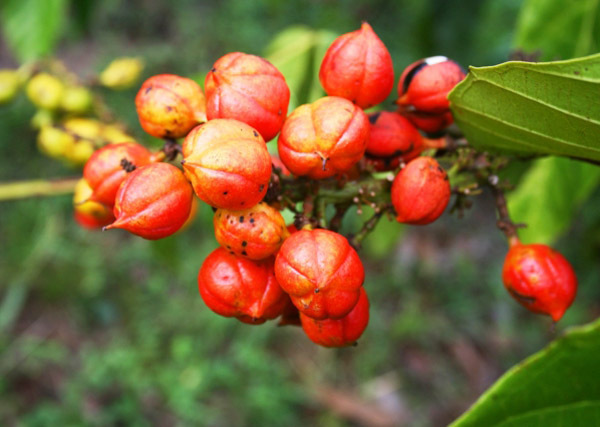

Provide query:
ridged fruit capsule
left=106, top=163, right=193, bottom=240
left=274, top=229, right=365, bottom=320
left=182, top=119, right=271, bottom=210
left=391, top=156, right=451, bottom=225
left=73, top=178, right=115, bottom=229
left=136, top=74, right=207, bottom=139
left=319, top=22, right=394, bottom=109
left=198, top=249, right=288, bottom=324
left=83, top=142, right=153, bottom=207
left=277, top=96, right=369, bottom=179
left=397, top=56, right=465, bottom=115
left=364, top=111, right=423, bottom=170
left=205, top=52, right=290, bottom=142
left=213, top=202, right=289, bottom=260
left=301, top=287, right=369, bottom=347
left=502, top=241, right=577, bottom=322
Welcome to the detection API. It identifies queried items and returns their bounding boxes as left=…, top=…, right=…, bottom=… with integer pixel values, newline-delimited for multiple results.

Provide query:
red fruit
left=319, top=22, right=394, bottom=109
left=83, top=142, right=153, bottom=207
left=277, top=96, right=370, bottom=179
left=106, top=163, right=193, bottom=239
left=213, top=202, right=290, bottom=260
left=182, top=119, right=272, bottom=210
left=365, top=111, right=423, bottom=167
left=74, top=210, right=115, bottom=230
left=198, top=249, right=288, bottom=324
left=403, top=110, right=455, bottom=135
left=502, top=242, right=577, bottom=322
left=397, top=56, right=465, bottom=115
left=205, top=52, right=290, bottom=142
left=301, top=287, right=369, bottom=347
left=278, top=297, right=301, bottom=327
left=391, top=156, right=451, bottom=225
left=274, top=229, right=365, bottom=320
left=135, top=74, right=207, bottom=138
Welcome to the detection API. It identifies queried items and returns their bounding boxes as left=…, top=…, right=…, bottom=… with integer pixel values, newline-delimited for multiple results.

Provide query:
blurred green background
left=1, top=0, right=600, bottom=426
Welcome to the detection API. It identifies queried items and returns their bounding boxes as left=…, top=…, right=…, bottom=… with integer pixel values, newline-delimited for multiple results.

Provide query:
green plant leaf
left=1, top=0, right=68, bottom=62
left=449, top=54, right=600, bottom=161
left=264, top=26, right=335, bottom=111
left=515, top=0, right=600, bottom=60
left=451, top=318, right=600, bottom=427
left=507, top=156, right=600, bottom=244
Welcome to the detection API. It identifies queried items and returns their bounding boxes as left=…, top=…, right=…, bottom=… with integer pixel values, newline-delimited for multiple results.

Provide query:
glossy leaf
left=507, top=157, right=600, bottom=244
left=1, top=0, right=68, bottom=61
left=451, top=318, right=600, bottom=427
left=449, top=54, right=600, bottom=161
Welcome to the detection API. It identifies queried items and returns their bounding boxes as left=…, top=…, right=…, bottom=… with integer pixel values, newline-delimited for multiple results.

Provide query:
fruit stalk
left=0, top=178, right=79, bottom=201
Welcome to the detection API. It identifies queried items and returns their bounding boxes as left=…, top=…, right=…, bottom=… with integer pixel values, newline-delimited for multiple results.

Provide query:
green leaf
left=507, top=157, right=600, bottom=245
left=515, top=0, right=600, bottom=60
left=451, top=318, right=600, bottom=427
left=449, top=54, right=600, bottom=161
left=1, top=0, right=68, bottom=62
left=264, top=26, right=336, bottom=111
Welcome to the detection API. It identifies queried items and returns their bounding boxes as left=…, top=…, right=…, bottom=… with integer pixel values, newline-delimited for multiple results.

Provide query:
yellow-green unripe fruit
left=26, top=73, right=64, bottom=110
left=61, top=86, right=93, bottom=113
left=0, top=69, right=20, bottom=104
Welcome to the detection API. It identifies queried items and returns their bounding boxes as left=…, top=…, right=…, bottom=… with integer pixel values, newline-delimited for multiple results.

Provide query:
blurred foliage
left=1, top=0, right=600, bottom=426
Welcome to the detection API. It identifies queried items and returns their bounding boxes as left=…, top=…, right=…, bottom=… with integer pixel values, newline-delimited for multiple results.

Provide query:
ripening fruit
left=106, top=163, right=193, bottom=239
left=0, top=69, right=21, bottom=104
left=397, top=56, right=465, bottom=114
left=83, top=142, right=153, bottom=206
left=63, top=118, right=102, bottom=142
left=277, top=96, right=370, bottom=179
left=391, top=156, right=451, bottom=225
left=99, top=57, right=144, bottom=89
left=319, top=22, right=394, bottom=109
left=502, top=241, right=577, bottom=322
left=135, top=74, right=207, bottom=139
left=364, top=111, right=423, bottom=170
left=182, top=119, right=271, bottom=210
left=26, top=73, right=64, bottom=110
left=205, top=52, right=290, bottom=141
left=73, top=178, right=114, bottom=229
left=60, top=86, right=92, bottom=113
left=300, top=287, right=369, bottom=347
left=213, top=202, right=289, bottom=260
left=198, top=249, right=288, bottom=324
left=274, top=228, right=365, bottom=320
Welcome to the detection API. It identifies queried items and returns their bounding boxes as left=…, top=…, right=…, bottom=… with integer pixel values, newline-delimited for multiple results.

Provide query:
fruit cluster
left=0, top=57, right=144, bottom=167
left=70, top=23, right=578, bottom=346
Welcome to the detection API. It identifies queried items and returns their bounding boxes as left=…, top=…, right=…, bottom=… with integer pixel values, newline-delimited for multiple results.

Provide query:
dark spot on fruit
left=314, top=288, right=320, bottom=293
left=226, top=215, right=230, bottom=219
left=227, top=245, right=231, bottom=249
left=239, top=216, right=244, bottom=223
left=249, top=218, right=255, bottom=224
left=166, top=106, right=173, bottom=112
left=241, top=250, right=247, bottom=256
left=259, top=184, right=265, bottom=192
left=211, top=68, right=217, bottom=72
left=211, top=207, right=217, bottom=212
left=145, top=86, right=152, bottom=94
left=402, top=61, right=427, bottom=93
left=437, top=165, right=445, bottom=174
left=368, top=112, right=381, bottom=124
left=241, top=202, right=245, bottom=205
left=223, top=191, right=228, bottom=195
left=278, top=109, right=282, bottom=115
left=242, top=241, right=247, bottom=247
left=229, top=251, right=235, bottom=255
left=253, top=130, right=258, bottom=137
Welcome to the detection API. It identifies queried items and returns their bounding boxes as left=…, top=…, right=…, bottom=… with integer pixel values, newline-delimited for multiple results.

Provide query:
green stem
left=0, top=178, right=79, bottom=201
